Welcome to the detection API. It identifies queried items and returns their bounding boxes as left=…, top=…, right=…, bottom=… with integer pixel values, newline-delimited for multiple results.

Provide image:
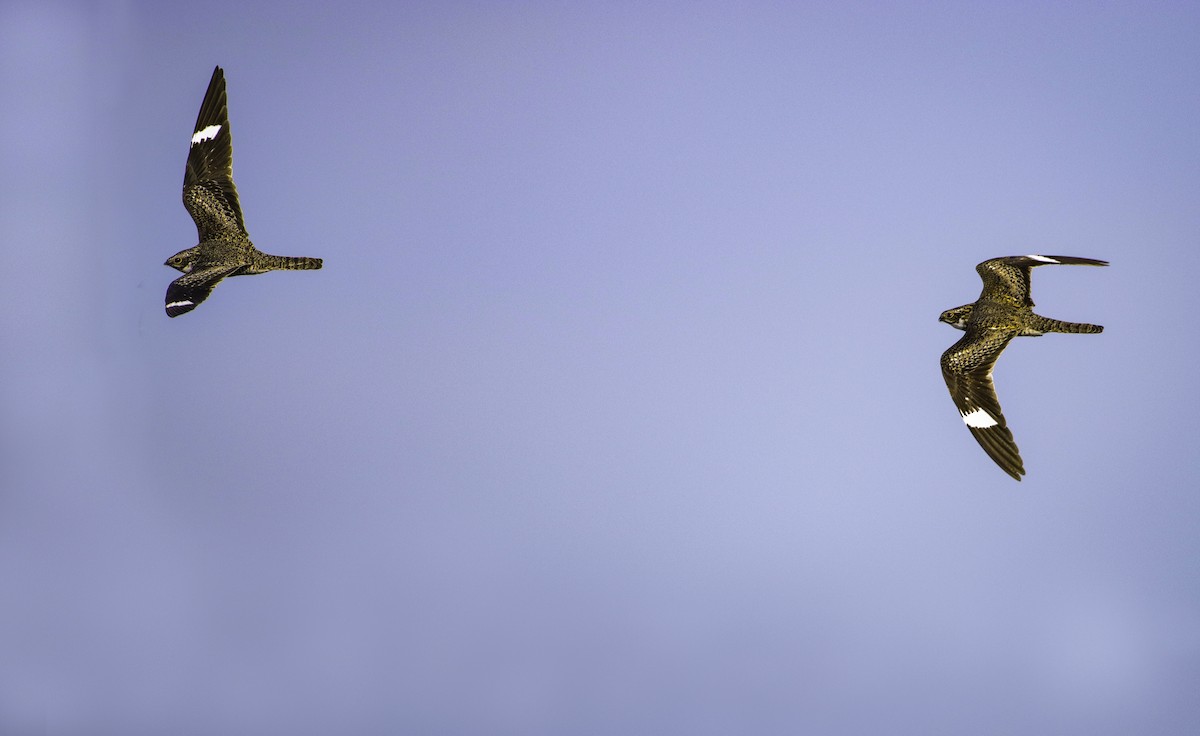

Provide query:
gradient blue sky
left=3, top=1, right=1200, bottom=733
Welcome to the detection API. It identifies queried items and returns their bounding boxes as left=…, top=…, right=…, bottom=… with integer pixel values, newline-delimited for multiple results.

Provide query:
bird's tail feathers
left=1028, top=315, right=1103, bottom=334
left=260, top=254, right=323, bottom=271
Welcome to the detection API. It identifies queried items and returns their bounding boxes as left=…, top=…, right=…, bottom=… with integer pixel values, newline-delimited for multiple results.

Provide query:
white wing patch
left=1026, top=254, right=1059, bottom=263
left=191, top=124, right=221, bottom=145
left=166, top=300, right=194, bottom=309
left=961, top=407, right=999, bottom=428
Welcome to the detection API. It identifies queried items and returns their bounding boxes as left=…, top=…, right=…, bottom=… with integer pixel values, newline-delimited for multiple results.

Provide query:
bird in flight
left=164, top=66, right=322, bottom=317
left=939, top=255, right=1107, bottom=480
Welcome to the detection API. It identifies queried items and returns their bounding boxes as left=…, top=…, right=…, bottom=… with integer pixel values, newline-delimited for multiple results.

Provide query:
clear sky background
left=3, top=1, right=1199, bottom=733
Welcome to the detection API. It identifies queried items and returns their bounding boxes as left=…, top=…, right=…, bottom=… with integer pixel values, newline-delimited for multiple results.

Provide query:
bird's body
left=164, top=66, right=321, bottom=318
left=939, top=255, right=1107, bottom=480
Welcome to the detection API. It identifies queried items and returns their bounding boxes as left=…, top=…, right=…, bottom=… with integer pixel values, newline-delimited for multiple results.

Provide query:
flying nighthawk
left=164, top=66, right=322, bottom=317
left=939, top=255, right=1107, bottom=480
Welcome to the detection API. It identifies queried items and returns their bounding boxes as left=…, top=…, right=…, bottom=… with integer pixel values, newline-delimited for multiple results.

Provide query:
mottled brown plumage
left=165, top=66, right=321, bottom=318
left=939, top=255, right=1107, bottom=480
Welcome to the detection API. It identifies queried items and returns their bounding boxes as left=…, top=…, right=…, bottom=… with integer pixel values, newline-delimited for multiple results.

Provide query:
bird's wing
left=976, top=255, right=1109, bottom=309
left=183, top=66, right=246, bottom=241
left=976, top=258, right=1034, bottom=307
left=940, top=327, right=1024, bottom=480
left=165, top=263, right=244, bottom=318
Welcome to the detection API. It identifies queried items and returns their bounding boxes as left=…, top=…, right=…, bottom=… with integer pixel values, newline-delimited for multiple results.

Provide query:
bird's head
left=165, top=247, right=198, bottom=273
left=939, top=305, right=973, bottom=330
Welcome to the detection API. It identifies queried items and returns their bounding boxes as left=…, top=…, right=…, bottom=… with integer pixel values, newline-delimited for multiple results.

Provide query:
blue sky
left=3, top=1, right=1200, bottom=733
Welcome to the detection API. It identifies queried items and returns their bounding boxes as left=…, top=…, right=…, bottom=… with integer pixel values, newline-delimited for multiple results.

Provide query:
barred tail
left=260, top=254, right=323, bottom=271
left=1029, top=315, right=1103, bottom=334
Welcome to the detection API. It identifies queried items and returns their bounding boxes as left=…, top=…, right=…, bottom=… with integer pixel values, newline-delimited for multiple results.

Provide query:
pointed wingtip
left=165, top=299, right=197, bottom=318
left=1028, top=255, right=1109, bottom=267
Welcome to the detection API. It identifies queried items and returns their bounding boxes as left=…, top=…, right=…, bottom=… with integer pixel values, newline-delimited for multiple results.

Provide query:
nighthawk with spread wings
left=164, top=66, right=321, bottom=317
left=939, top=255, right=1107, bottom=480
